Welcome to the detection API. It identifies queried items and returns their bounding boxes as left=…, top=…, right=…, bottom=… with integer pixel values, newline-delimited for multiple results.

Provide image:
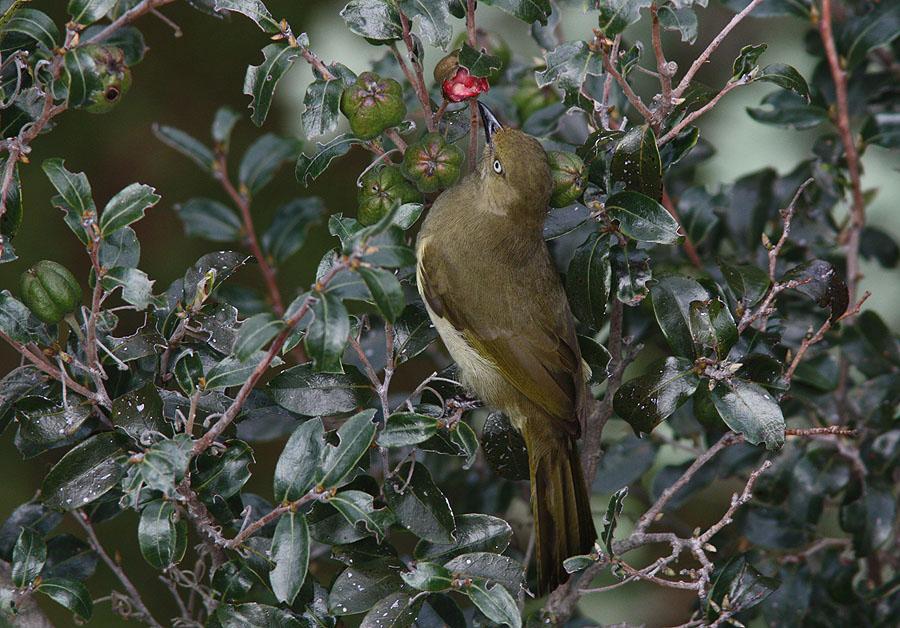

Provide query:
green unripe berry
left=402, top=132, right=463, bottom=193
left=548, top=151, right=587, bottom=208
left=357, top=166, right=422, bottom=226
left=81, top=45, right=132, bottom=114
left=19, top=260, right=83, bottom=324
left=512, top=78, right=559, bottom=123
left=340, top=72, right=406, bottom=140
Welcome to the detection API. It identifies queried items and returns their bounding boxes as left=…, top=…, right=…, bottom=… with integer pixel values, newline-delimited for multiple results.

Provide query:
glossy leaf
left=465, top=578, right=521, bottom=628
left=213, top=0, right=280, bottom=32
left=610, top=243, right=651, bottom=306
left=303, top=64, right=355, bottom=139
left=110, top=381, right=167, bottom=444
left=444, top=552, right=524, bottom=596
left=319, top=409, right=377, bottom=489
left=782, top=259, right=849, bottom=322
left=597, top=0, right=651, bottom=37
left=731, top=43, right=767, bottom=79
left=565, top=232, right=611, bottom=329
left=480, top=412, right=529, bottom=482
left=340, top=0, right=402, bottom=41
left=358, top=266, right=405, bottom=323
left=193, top=440, right=254, bottom=501
left=41, top=432, right=128, bottom=510
left=274, top=419, right=325, bottom=502
left=706, top=555, right=779, bottom=621
left=305, top=291, right=350, bottom=373
left=720, top=259, right=770, bottom=306
left=176, top=197, right=241, bottom=243
left=138, top=500, right=182, bottom=569
left=482, top=0, right=551, bottom=25
left=42, top=158, right=96, bottom=245
left=689, top=298, right=738, bottom=360
left=269, top=511, right=310, bottom=604
left=327, top=490, right=393, bottom=541
left=709, top=379, right=785, bottom=450
left=378, top=412, right=440, bottom=447
left=261, top=198, right=324, bottom=263
left=385, top=462, right=455, bottom=543
left=398, top=0, right=452, bottom=49
left=268, top=364, right=369, bottom=416
left=234, top=313, right=284, bottom=361
left=535, top=41, right=602, bottom=91
left=611, top=125, right=662, bottom=200
left=68, top=0, right=117, bottom=25
left=401, top=561, right=453, bottom=592
left=239, top=134, right=297, bottom=196
left=756, top=64, right=811, bottom=102
left=37, top=577, right=92, bottom=620
left=152, top=124, right=216, bottom=172
left=3, top=8, right=59, bottom=50
left=602, top=487, right=628, bottom=556
left=99, top=183, right=160, bottom=236
left=650, top=275, right=709, bottom=358
left=329, top=561, right=404, bottom=615
left=11, top=527, right=46, bottom=588
left=605, top=191, right=679, bottom=244
left=613, top=357, right=700, bottom=434
left=415, top=514, right=511, bottom=562
left=244, top=43, right=300, bottom=127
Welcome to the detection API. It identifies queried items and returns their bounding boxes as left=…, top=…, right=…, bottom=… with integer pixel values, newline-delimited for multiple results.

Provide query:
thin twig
left=0, top=331, right=99, bottom=402
left=86, top=0, right=177, bottom=44
left=75, top=511, right=163, bottom=628
left=215, top=155, right=284, bottom=315
left=818, top=0, right=865, bottom=302
left=600, top=35, right=621, bottom=130
left=650, top=3, right=673, bottom=124
left=225, top=493, right=317, bottom=549
left=657, top=79, right=745, bottom=145
left=398, top=11, right=435, bottom=132
left=672, top=0, right=766, bottom=98
left=466, top=0, right=479, bottom=171
left=601, top=46, right=654, bottom=125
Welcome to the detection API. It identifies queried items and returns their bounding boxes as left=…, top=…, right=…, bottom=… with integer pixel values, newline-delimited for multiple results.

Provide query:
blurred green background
left=0, top=1, right=896, bottom=625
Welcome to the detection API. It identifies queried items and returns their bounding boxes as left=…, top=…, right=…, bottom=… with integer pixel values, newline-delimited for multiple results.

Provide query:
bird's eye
left=492, top=159, right=503, bottom=174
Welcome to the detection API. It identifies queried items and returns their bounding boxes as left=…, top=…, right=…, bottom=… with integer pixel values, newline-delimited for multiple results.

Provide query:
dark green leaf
left=3, top=8, right=59, bottom=50
left=101, top=267, right=155, bottom=310
left=111, top=381, right=167, bottom=444
left=613, top=357, right=700, bottom=434
left=14, top=398, right=94, bottom=458
left=212, top=106, right=242, bottom=148
left=0, top=290, right=46, bottom=345
left=239, top=134, right=297, bottom=196
left=68, top=0, right=116, bottom=25
left=842, top=311, right=900, bottom=378
left=578, top=335, right=610, bottom=385
left=99, top=183, right=160, bottom=236
left=444, top=553, right=524, bottom=596
left=327, top=490, right=394, bottom=541
left=456, top=43, right=503, bottom=80
left=340, top=0, right=402, bottom=40
left=392, top=303, right=439, bottom=364
left=213, top=602, right=303, bottom=627
left=0, top=503, right=62, bottom=561
left=305, top=292, right=350, bottom=373
left=535, top=40, right=602, bottom=91
left=602, top=487, right=627, bottom=556
left=152, top=124, right=216, bottom=172
left=731, top=43, right=767, bottom=80
left=329, top=561, right=404, bottom=615
left=319, top=409, right=377, bottom=489
left=138, top=499, right=182, bottom=570
left=782, top=259, right=849, bottom=321
left=41, top=432, right=128, bottom=510
left=360, top=592, right=419, bottom=628
left=720, top=259, right=770, bottom=306
left=268, top=364, right=369, bottom=416
left=658, top=5, right=697, bottom=44
left=650, top=275, right=709, bottom=358
left=99, top=227, right=141, bottom=269
left=747, top=91, right=827, bottom=130
left=211, top=559, right=255, bottom=601
left=302, top=64, right=355, bottom=139
left=43, top=535, right=97, bottom=581
left=269, top=511, right=310, bottom=604
left=244, top=43, right=301, bottom=127
left=755, top=64, right=811, bottom=102
left=593, top=435, right=657, bottom=493
left=565, top=232, right=611, bottom=329
left=206, top=351, right=275, bottom=390
left=401, top=562, right=453, bottom=592
left=213, top=0, right=280, bottom=32
left=176, top=198, right=242, bottom=242
left=543, top=203, right=590, bottom=240
left=861, top=113, right=900, bottom=150
left=451, top=421, right=479, bottom=469
left=709, top=379, right=785, bottom=450
left=378, top=412, right=440, bottom=447
left=689, top=298, right=737, bottom=360
left=610, top=125, right=662, bottom=200
left=297, top=135, right=365, bottom=185
left=64, top=52, right=101, bottom=109
left=37, top=577, right=92, bottom=620
left=274, top=419, right=325, bottom=502
left=133, top=434, right=193, bottom=496
left=464, top=578, right=521, bottom=628
left=385, top=462, right=455, bottom=543
left=11, top=527, right=46, bottom=588
left=358, top=266, right=405, bottom=323
left=610, top=242, right=651, bottom=306
left=234, top=313, right=284, bottom=361
left=182, top=250, right=252, bottom=305
left=841, top=1, right=900, bottom=69
left=414, top=514, right=511, bottom=562
left=707, top=555, right=779, bottom=620
left=398, top=0, right=452, bottom=49
left=261, top=198, right=324, bottom=263
left=480, top=412, right=529, bottom=482
left=482, top=0, right=551, bottom=25
left=840, top=481, right=896, bottom=555
left=42, top=158, right=96, bottom=245
left=597, top=0, right=651, bottom=37
left=606, top=191, right=679, bottom=244
left=194, top=440, right=254, bottom=501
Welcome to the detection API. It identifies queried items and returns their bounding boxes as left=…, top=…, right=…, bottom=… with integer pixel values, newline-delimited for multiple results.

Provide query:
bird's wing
left=419, top=239, right=582, bottom=436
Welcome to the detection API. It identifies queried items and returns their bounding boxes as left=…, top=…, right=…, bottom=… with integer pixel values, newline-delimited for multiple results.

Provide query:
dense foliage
left=0, top=0, right=897, bottom=626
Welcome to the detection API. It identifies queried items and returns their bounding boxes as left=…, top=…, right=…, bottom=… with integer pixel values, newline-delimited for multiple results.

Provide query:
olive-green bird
left=416, top=102, right=597, bottom=593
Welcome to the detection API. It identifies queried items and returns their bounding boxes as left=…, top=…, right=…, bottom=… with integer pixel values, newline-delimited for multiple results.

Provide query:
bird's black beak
left=478, top=101, right=503, bottom=145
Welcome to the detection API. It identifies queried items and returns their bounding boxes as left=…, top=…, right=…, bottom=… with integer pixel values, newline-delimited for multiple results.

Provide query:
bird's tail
left=526, top=433, right=597, bottom=594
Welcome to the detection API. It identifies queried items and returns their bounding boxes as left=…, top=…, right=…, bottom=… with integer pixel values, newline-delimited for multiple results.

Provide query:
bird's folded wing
left=419, top=242, right=581, bottom=436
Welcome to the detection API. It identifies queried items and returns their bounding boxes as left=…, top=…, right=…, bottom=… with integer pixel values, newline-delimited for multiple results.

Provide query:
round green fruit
left=512, top=78, right=559, bottom=123
left=548, top=151, right=586, bottom=208
left=82, top=45, right=132, bottom=114
left=19, top=260, right=83, bottom=324
left=357, top=166, right=422, bottom=226
left=402, top=132, right=463, bottom=193
left=340, top=72, right=406, bottom=140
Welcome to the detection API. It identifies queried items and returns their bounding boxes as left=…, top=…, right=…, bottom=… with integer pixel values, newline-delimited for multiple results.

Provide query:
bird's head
left=477, top=102, right=552, bottom=224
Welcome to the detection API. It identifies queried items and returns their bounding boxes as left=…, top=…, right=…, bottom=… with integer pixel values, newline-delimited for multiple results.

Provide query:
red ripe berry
left=441, top=66, right=490, bottom=103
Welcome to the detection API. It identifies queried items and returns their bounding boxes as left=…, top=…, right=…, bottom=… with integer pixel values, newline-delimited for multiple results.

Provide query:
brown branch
left=86, top=238, right=112, bottom=408
left=601, top=46, right=654, bottom=125
left=215, top=155, right=284, bottom=315
left=650, top=3, right=673, bottom=122
left=672, top=0, right=766, bottom=98
left=657, top=79, right=745, bottom=146
left=0, top=331, right=100, bottom=402
left=85, top=0, right=177, bottom=45
left=768, top=178, right=814, bottom=278
left=75, top=511, right=162, bottom=628
left=397, top=12, right=435, bottom=132
left=661, top=188, right=702, bottom=267
left=784, top=291, right=870, bottom=381
left=175, top=480, right=228, bottom=565
left=225, top=492, right=317, bottom=549
left=819, top=0, right=865, bottom=302
left=466, top=0, right=479, bottom=171
left=600, top=35, right=621, bottom=130
left=191, top=255, right=354, bottom=456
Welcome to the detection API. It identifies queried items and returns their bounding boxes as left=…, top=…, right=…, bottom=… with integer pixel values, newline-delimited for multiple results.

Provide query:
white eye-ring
left=492, top=159, right=503, bottom=174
